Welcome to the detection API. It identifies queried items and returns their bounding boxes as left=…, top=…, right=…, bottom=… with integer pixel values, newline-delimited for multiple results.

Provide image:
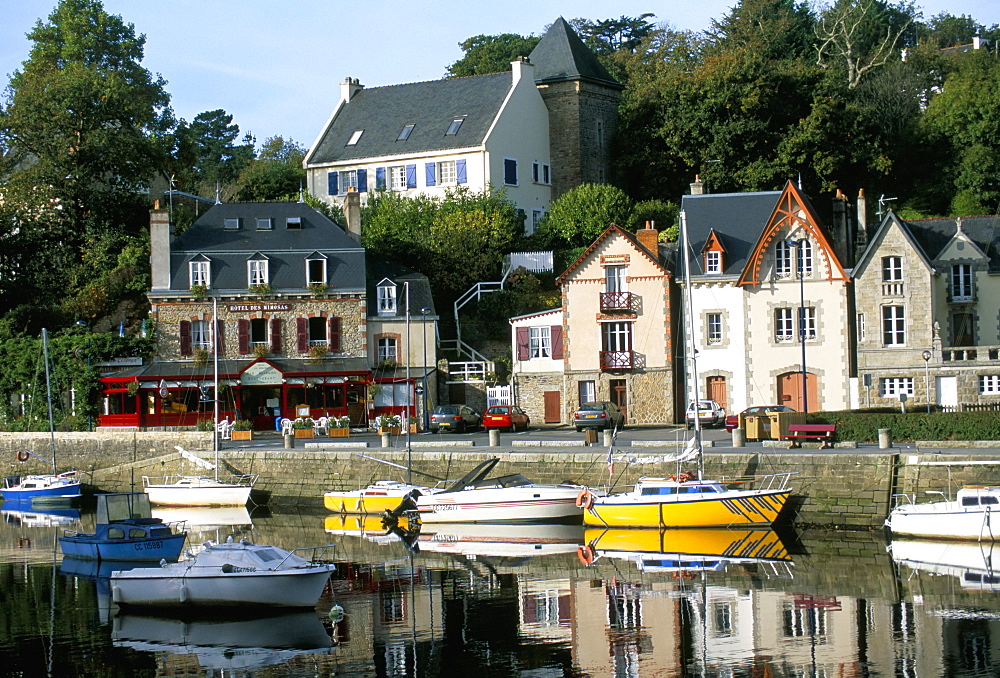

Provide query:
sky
left=2, top=0, right=998, bottom=152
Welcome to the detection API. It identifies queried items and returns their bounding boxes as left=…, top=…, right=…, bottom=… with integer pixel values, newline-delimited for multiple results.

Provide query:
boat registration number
left=135, top=540, right=163, bottom=551
left=431, top=504, right=459, bottom=512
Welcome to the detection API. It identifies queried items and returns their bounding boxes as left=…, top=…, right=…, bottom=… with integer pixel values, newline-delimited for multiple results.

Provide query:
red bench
left=783, top=423, right=836, bottom=448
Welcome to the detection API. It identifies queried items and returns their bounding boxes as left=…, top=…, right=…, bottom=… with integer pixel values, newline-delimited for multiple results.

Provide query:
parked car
left=573, top=401, right=626, bottom=431
left=724, top=405, right=796, bottom=433
left=429, top=405, right=481, bottom=433
left=685, top=400, right=726, bottom=429
left=482, top=405, right=530, bottom=432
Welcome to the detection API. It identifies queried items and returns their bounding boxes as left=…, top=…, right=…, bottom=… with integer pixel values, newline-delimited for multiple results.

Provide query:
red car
left=482, top=405, right=530, bottom=432
left=725, top=405, right=796, bottom=433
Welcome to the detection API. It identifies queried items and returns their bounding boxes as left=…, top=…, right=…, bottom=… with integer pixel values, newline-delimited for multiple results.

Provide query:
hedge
left=807, top=410, right=1000, bottom=442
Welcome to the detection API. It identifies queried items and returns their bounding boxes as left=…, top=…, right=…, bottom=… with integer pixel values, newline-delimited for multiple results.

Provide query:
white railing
left=487, top=385, right=513, bottom=407
left=447, top=361, right=493, bottom=382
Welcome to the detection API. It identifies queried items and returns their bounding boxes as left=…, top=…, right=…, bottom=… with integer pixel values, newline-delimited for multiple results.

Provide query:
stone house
left=303, top=17, right=621, bottom=235
left=853, top=213, right=1000, bottom=410
left=97, top=201, right=436, bottom=430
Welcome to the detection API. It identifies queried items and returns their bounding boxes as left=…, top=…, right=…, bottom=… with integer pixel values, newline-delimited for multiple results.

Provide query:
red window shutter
left=237, top=319, right=250, bottom=354
left=329, top=316, right=341, bottom=352
left=551, top=325, right=563, bottom=359
left=296, top=317, right=309, bottom=353
left=516, top=327, right=529, bottom=360
left=179, top=321, right=192, bottom=356
left=270, top=318, right=282, bottom=353
left=214, top=319, right=225, bottom=354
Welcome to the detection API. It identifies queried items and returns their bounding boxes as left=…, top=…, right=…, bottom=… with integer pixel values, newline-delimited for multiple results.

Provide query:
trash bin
left=743, top=415, right=765, bottom=441
left=584, top=429, right=598, bottom=444
left=771, top=411, right=806, bottom=441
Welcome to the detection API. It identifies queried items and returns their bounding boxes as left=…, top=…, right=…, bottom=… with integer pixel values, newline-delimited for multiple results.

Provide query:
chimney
left=690, top=175, right=704, bottom=195
left=973, top=36, right=982, bottom=49
left=831, top=189, right=853, bottom=268
left=150, top=202, right=171, bottom=291
left=343, top=188, right=361, bottom=242
left=341, top=77, right=364, bottom=104
left=855, top=188, right=869, bottom=253
left=510, top=56, right=533, bottom=84
left=636, top=220, right=659, bottom=254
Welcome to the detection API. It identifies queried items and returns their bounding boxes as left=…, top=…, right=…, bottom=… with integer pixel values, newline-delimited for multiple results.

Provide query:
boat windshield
left=640, top=485, right=720, bottom=496
left=100, top=494, right=153, bottom=523
left=466, top=474, right=532, bottom=490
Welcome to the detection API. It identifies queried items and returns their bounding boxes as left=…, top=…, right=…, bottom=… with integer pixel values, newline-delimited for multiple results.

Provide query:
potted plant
left=192, top=348, right=209, bottom=367
left=252, top=344, right=269, bottom=358
left=408, top=415, right=420, bottom=433
left=248, top=282, right=272, bottom=298
left=292, top=417, right=315, bottom=438
left=231, top=419, right=253, bottom=440
left=375, top=414, right=402, bottom=435
left=308, top=282, right=328, bottom=297
left=308, top=345, right=328, bottom=361
left=189, top=284, right=209, bottom=301
left=329, top=415, right=351, bottom=437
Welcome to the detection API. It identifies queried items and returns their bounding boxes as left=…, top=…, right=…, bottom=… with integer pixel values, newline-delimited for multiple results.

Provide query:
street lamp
left=786, top=239, right=808, bottom=414
left=922, top=350, right=932, bottom=413
left=421, top=307, right=430, bottom=431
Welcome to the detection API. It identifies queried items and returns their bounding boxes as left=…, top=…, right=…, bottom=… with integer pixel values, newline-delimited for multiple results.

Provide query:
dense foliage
left=810, top=409, right=1000, bottom=442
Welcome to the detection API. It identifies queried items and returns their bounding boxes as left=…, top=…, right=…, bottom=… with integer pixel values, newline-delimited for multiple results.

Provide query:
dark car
left=724, top=405, right=796, bottom=433
left=429, top=405, right=481, bottom=433
left=573, top=401, right=626, bottom=431
left=482, top=405, right=530, bottom=432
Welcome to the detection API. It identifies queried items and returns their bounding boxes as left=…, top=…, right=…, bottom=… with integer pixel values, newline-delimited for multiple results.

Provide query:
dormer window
left=248, top=257, right=269, bottom=287
left=397, top=124, right=415, bottom=141
left=256, top=218, right=272, bottom=230
left=189, top=258, right=211, bottom=288
left=446, top=118, right=463, bottom=135
left=377, top=281, right=397, bottom=316
left=347, top=129, right=363, bottom=146
left=306, top=254, right=327, bottom=286
left=224, top=217, right=240, bottom=230
left=705, top=251, right=722, bottom=274
left=286, top=217, right=302, bottom=229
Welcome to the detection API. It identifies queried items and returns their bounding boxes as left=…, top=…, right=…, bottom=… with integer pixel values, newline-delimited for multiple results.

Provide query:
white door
left=935, top=376, right=958, bottom=408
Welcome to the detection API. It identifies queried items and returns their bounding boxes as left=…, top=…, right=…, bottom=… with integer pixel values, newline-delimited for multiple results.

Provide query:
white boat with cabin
left=886, top=485, right=1000, bottom=541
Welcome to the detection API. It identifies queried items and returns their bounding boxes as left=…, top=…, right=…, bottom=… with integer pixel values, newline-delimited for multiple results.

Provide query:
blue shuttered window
left=425, top=162, right=436, bottom=187
left=327, top=171, right=339, bottom=196
left=375, top=167, right=386, bottom=190
left=357, top=168, right=367, bottom=192
left=503, top=158, right=517, bottom=186
left=406, top=164, right=417, bottom=189
left=456, top=159, right=467, bottom=184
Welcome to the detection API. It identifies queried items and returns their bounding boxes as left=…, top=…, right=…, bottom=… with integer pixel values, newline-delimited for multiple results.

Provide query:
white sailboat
left=1, top=328, right=82, bottom=505
left=143, top=299, right=257, bottom=507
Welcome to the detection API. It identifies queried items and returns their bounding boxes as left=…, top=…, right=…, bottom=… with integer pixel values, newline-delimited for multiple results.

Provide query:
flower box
left=232, top=430, right=253, bottom=441
left=329, top=428, right=350, bottom=437
left=378, top=427, right=402, bottom=436
left=293, top=429, right=315, bottom=439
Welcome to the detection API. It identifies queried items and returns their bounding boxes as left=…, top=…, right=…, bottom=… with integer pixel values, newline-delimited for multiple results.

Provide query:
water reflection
left=3, top=505, right=1000, bottom=676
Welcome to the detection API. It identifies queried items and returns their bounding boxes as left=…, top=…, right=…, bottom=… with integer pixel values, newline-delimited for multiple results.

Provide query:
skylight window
left=286, top=217, right=302, bottom=229
left=347, top=129, right=364, bottom=145
left=445, top=118, right=464, bottom=135
left=397, top=124, right=415, bottom=141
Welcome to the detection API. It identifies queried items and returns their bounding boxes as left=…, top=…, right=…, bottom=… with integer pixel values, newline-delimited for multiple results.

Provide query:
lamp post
left=786, top=240, right=808, bottom=414
left=421, top=307, right=430, bottom=431
left=922, top=350, right=932, bottom=413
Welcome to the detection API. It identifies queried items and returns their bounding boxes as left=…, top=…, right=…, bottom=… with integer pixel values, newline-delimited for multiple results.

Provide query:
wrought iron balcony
left=600, top=291, right=633, bottom=313
left=600, top=350, right=634, bottom=371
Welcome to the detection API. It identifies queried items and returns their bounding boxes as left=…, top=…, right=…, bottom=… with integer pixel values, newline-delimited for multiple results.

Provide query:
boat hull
left=143, top=482, right=253, bottom=507
left=887, top=506, right=1000, bottom=540
left=60, top=532, right=187, bottom=563
left=583, top=489, right=791, bottom=528
left=416, top=486, right=584, bottom=524
left=110, top=566, right=333, bottom=608
left=1, top=478, right=81, bottom=503
left=323, top=482, right=434, bottom=514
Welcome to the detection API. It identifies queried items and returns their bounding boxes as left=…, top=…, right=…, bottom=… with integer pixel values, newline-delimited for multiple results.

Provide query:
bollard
left=381, top=432, right=391, bottom=448
left=284, top=434, right=295, bottom=449
left=603, top=429, right=613, bottom=447
left=732, top=427, right=745, bottom=448
left=489, top=429, right=500, bottom=447
left=585, top=428, right=598, bottom=445
left=878, top=428, right=892, bottom=449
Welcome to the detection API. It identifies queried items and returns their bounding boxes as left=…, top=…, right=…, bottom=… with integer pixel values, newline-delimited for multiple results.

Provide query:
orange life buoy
left=576, top=544, right=597, bottom=566
left=16, top=450, right=29, bottom=462
left=575, top=489, right=595, bottom=510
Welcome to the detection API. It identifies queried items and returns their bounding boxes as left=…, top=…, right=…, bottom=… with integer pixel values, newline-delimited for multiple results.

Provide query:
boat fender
left=112, top=586, right=122, bottom=604
left=576, top=545, right=597, bottom=566
left=16, top=450, right=29, bottom=462
left=575, top=490, right=595, bottom=510
left=179, top=585, right=188, bottom=604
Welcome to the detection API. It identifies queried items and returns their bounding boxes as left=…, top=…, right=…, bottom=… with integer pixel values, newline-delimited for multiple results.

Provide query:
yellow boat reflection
left=579, top=527, right=791, bottom=573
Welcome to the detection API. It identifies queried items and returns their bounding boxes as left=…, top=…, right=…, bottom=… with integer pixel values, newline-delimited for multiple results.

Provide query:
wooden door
left=543, top=391, right=561, bottom=423
left=706, top=376, right=727, bottom=410
left=610, top=379, right=627, bottom=419
left=777, top=372, right=818, bottom=413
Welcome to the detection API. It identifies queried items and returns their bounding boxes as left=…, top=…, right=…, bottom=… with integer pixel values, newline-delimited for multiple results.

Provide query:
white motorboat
left=890, top=538, right=1000, bottom=591
left=110, top=537, right=334, bottom=608
left=142, top=474, right=257, bottom=507
left=886, top=485, right=1000, bottom=541
left=397, top=458, right=598, bottom=524
left=417, top=522, right=584, bottom=557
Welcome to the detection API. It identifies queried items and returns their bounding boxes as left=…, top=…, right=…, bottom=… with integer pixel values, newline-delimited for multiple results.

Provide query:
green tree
left=571, top=14, right=657, bottom=54
left=234, top=136, right=306, bottom=201
left=814, top=0, right=916, bottom=89
left=535, top=183, right=635, bottom=249
left=446, top=34, right=540, bottom=77
left=175, top=109, right=255, bottom=192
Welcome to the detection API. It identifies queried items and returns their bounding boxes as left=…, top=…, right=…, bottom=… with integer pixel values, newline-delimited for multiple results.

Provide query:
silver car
left=573, top=401, right=626, bottom=431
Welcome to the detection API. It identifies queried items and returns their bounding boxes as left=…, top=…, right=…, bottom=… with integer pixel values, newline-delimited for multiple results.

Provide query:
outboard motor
left=383, top=489, right=421, bottom=521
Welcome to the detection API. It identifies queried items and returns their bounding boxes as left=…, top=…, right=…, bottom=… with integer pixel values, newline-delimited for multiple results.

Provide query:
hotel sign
left=226, top=302, right=293, bottom=312
left=241, top=361, right=283, bottom=385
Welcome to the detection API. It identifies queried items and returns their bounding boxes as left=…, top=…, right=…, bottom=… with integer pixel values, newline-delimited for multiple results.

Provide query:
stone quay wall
left=6, top=432, right=999, bottom=530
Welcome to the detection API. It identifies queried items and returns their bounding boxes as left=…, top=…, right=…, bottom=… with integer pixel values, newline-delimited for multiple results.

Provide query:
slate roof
left=366, top=256, right=435, bottom=318
left=529, top=17, right=622, bottom=88
left=679, top=191, right=783, bottom=276
left=164, top=201, right=366, bottom=294
left=307, top=73, right=512, bottom=166
left=902, top=215, right=1000, bottom=273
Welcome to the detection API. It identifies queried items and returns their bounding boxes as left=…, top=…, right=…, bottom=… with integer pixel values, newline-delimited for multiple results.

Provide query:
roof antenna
left=298, top=180, right=304, bottom=203
left=215, top=182, right=222, bottom=204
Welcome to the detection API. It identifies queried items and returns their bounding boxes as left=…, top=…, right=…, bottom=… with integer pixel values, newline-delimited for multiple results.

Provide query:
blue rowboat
left=60, top=493, right=187, bottom=563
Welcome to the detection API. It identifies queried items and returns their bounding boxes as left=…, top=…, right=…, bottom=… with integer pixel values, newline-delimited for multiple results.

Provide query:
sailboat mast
left=213, top=297, right=220, bottom=481
left=680, top=211, right=704, bottom=480
left=42, top=328, right=57, bottom=472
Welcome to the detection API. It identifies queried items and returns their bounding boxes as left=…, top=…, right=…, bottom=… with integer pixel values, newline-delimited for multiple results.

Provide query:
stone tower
left=529, top=18, right=623, bottom=200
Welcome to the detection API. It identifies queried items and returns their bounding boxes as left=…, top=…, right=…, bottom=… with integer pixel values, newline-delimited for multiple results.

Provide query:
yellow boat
left=579, top=473, right=794, bottom=528
left=323, top=480, right=439, bottom=514
left=324, top=512, right=412, bottom=536
left=579, top=526, right=790, bottom=571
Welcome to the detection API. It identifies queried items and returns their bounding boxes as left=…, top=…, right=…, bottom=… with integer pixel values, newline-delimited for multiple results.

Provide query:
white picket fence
left=487, top=385, right=513, bottom=407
